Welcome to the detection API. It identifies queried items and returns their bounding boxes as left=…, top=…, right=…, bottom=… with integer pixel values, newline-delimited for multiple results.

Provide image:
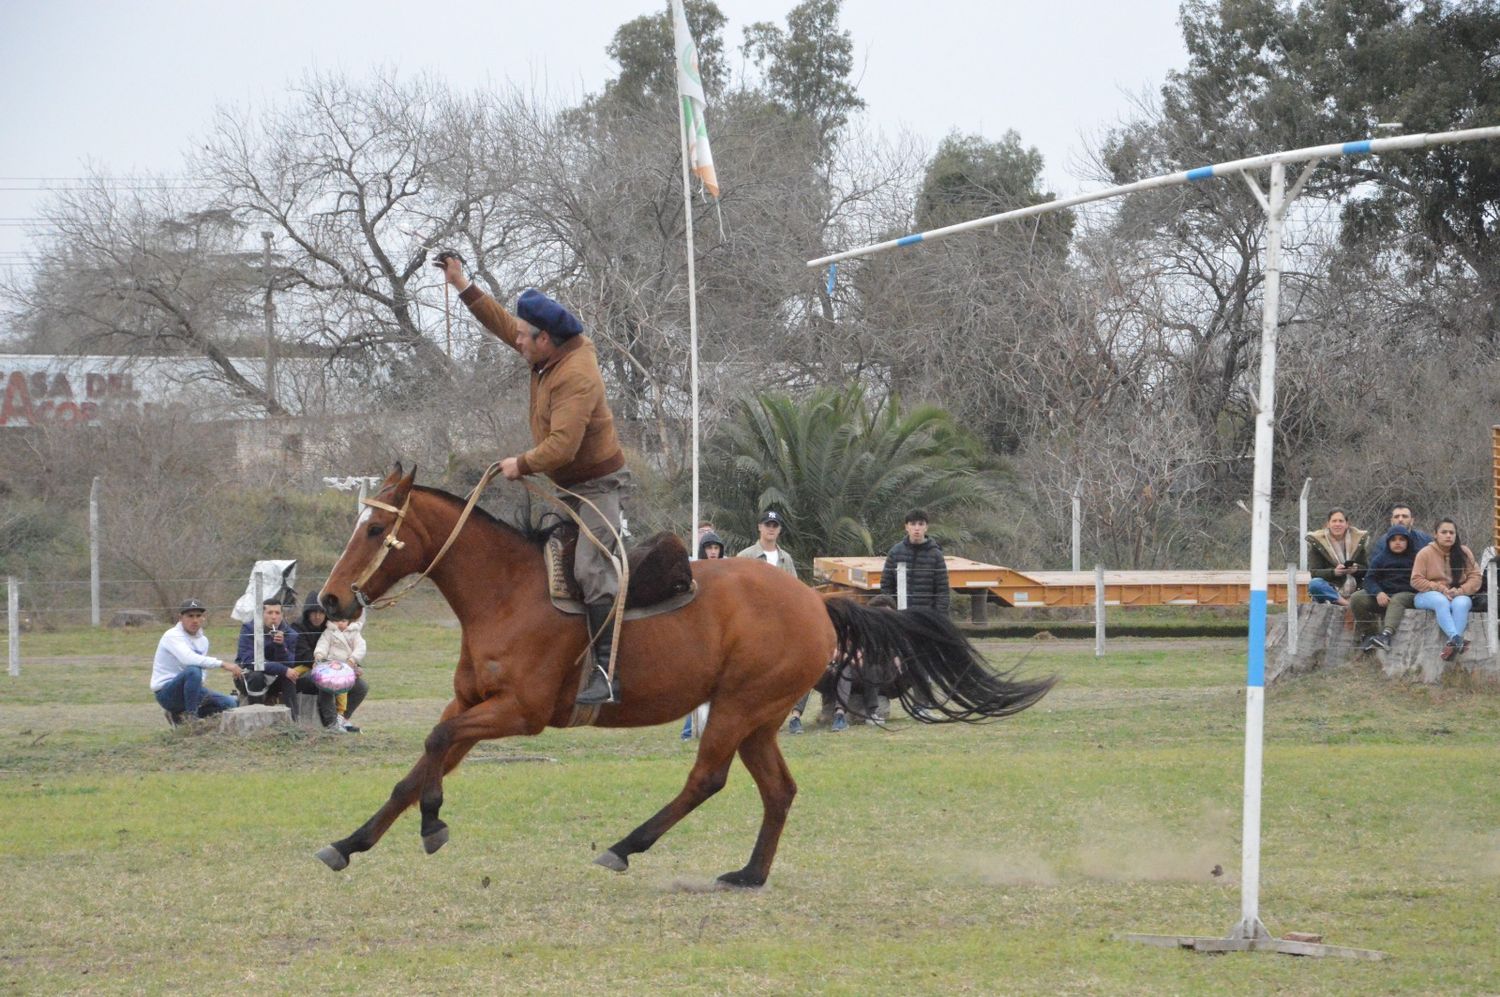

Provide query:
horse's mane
left=411, top=485, right=551, bottom=547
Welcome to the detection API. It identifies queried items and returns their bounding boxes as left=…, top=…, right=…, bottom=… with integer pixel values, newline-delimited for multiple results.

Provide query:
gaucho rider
left=436, top=254, right=629, bottom=706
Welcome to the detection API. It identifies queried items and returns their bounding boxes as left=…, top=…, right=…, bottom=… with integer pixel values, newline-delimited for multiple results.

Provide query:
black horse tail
left=823, top=598, right=1055, bottom=723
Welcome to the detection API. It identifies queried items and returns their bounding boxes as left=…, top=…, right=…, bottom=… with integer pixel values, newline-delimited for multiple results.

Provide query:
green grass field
left=2, top=626, right=1497, bottom=995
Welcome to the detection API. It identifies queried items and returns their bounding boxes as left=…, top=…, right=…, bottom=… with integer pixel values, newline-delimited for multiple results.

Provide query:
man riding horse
left=435, top=254, right=628, bottom=706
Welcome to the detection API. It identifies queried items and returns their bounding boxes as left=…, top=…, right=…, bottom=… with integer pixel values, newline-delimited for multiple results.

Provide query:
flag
left=671, top=0, right=719, bottom=198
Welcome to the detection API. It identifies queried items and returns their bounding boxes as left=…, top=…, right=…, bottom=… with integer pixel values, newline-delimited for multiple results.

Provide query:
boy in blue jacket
left=1352, top=525, right=1419, bottom=651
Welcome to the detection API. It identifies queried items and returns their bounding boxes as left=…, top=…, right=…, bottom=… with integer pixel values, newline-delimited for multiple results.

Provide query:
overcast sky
left=0, top=0, right=1188, bottom=268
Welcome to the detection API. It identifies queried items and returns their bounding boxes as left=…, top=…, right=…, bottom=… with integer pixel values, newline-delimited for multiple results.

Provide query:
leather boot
left=576, top=597, right=620, bottom=706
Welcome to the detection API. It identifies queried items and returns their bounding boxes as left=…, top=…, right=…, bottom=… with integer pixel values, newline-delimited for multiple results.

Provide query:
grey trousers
left=563, top=468, right=630, bottom=604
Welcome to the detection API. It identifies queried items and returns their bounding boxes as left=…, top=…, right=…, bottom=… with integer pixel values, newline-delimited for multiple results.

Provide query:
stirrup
left=576, top=664, right=620, bottom=706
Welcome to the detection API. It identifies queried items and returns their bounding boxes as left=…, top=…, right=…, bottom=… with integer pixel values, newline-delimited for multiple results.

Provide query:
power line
left=0, top=176, right=195, bottom=181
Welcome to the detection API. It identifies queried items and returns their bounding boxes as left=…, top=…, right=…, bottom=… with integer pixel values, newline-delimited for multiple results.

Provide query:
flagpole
left=676, top=81, right=702, bottom=555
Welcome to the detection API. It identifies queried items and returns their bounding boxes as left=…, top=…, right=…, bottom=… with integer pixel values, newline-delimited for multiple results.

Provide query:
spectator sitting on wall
left=1305, top=507, right=1368, bottom=607
left=1411, top=518, right=1482, bottom=662
left=1370, top=502, right=1433, bottom=557
left=1353, top=525, right=1419, bottom=651
left=293, top=590, right=327, bottom=671
left=880, top=509, right=951, bottom=613
left=150, top=599, right=243, bottom=726
left=302, top=617, right=370, bottom=733
left=292, top=590, right=356, bottom=725
left=234, top=598, right=300, bottom=705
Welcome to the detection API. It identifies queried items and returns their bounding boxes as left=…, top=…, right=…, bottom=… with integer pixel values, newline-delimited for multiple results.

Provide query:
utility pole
left=262, top=231, right=277, bottom=415
left=89, top=476, right=101, bottom=626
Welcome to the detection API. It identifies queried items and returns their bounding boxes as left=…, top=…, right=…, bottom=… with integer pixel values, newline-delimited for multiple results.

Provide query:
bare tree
left=6, top=183, right=282, bottom=413
left=198, top=71, right=515, bottom=382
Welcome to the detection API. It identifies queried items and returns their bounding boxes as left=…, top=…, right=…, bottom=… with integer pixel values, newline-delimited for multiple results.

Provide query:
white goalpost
left=808, top=124, right=1500, bottom=957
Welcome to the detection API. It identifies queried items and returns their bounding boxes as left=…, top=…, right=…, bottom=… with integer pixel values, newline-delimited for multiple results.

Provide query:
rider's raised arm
left=458, top=285, right=524, bottom=353
left=436, top=253, right=523, bottom=353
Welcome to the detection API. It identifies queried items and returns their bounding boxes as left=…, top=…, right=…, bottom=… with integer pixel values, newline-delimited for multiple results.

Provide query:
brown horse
left=314, top=464, right=1054, bottom=887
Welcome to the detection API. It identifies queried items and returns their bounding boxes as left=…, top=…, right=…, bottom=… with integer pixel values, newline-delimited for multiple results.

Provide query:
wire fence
left=0, top=573, right=454, bottom=630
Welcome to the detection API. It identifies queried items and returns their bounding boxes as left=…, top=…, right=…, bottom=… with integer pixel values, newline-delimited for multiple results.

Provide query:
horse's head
left=320, top=462, right=423, bottom=620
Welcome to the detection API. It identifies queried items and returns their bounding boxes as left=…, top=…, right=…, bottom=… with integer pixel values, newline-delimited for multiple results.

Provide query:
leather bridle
left=348, top=494, right=413, bottom=610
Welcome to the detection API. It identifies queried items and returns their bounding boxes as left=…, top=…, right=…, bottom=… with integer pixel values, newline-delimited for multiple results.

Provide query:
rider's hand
left=434, top=253, right=469, bottom=292
left=500, top=457, right=523, bottom=481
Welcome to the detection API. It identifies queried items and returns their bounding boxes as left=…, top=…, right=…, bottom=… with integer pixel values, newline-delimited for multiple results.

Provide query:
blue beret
left=516, top=288, right=583, bottom=339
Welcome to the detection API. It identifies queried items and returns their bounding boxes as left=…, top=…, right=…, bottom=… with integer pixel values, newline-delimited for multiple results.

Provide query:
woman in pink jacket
left=1411, top=518, right=1482, bottom=661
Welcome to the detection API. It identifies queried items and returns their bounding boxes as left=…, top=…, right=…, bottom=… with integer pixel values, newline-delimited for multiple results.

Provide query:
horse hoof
left=715, top=871, right=766, bottom=890
left=315, top=845, right=349, bottom=872
left=422, top=826, right=450, bottom=855
left=593, top=849, right=628, bottom=873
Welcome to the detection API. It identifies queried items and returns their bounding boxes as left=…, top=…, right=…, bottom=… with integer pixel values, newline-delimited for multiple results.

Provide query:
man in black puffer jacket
left=880, top=509, right=950, bottom=613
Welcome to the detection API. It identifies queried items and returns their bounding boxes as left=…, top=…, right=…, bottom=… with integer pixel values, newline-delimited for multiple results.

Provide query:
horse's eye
left=366, top=524, right=385, bottom=538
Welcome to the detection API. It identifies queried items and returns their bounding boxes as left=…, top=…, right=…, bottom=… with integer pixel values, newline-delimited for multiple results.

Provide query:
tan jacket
left=736, top=543, right=798, bottom=577
left=1411, top=544, right=1481, bottom=595
left=459, top=285, right=626, bottom=487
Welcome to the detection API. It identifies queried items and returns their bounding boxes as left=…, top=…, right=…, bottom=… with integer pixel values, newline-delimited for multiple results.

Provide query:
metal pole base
left=1123, top=931, right=1385, bottom=961
left=1230, top=916, right=1271, bottom=941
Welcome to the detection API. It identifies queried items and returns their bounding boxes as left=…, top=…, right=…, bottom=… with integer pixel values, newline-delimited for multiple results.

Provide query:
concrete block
left=294, top=693, right=324, bottom=730
left=217, top=704, right=293, bottom=735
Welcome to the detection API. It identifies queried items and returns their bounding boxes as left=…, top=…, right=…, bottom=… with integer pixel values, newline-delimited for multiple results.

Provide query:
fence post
left=356, top=478, right=368, bottom=514
left=1072, top=479, right=1083, bottom=573
left=90, top=476, right=101, bottom=627
left=7, top=576, right=18, bottom=677
left=252, top=575, right=265, bottom=672
left=896, top=563, right=908, bottom=611
left=1285, top=563, right=1298, bottom=657
left=1488, top=561, right=1497, bottom=655
left=1094, top=564, right=1106, bottom=658
left=1297, top=478, right=1311, bottom=573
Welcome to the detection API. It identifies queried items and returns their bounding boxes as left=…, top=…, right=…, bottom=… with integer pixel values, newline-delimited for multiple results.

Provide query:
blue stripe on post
left=1186, top=166, right=1215, bottom=181
left=1341, top=140, right=1373, bottom=155
left=896, top=234, right=925, bottom=247
left=1246, top=589, right=1268, bottom=688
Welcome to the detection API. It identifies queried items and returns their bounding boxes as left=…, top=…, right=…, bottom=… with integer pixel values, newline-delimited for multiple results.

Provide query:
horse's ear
left=392, top=463, right=417, bottom=503
left=388, top=461, right=405, bottom=482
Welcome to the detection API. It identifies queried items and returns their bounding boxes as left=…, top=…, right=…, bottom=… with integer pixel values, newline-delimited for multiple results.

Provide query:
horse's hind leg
left=595, top=720, right=745, bottom=873
left=717, top=721, right=796, bottom=889
left=317, top=696, right=530, bottom=871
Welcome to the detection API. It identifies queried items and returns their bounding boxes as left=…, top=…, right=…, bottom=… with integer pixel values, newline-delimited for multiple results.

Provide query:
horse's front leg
left=415, top=695, right=540, bottom=853
left=316, top=695, right=534, bottom=871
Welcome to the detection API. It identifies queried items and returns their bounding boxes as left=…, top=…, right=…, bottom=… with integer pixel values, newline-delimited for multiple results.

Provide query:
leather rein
left=346, top=464, right=629, bottom=653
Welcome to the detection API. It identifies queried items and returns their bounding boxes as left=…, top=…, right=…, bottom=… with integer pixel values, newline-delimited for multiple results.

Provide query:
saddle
left=544, top=527, right=696, bottom=618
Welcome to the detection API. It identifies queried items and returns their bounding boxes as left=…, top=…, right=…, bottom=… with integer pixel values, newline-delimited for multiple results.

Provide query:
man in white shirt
left=735, top=510, right=798, bottom=577
left=151, top=599, right=244, bottom=725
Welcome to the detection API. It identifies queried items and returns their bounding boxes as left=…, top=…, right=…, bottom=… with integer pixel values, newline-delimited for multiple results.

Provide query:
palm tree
left=704, top=385, right=998, bottom=568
